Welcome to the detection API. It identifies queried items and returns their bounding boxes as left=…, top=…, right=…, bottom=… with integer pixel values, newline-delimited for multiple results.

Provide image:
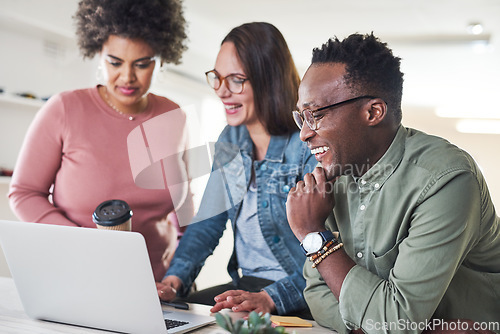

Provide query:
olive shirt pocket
left=372, top=241, right=401, bottom=279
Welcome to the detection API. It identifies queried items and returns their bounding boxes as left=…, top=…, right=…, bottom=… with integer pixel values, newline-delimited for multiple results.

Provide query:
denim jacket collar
left=265, top=135, right=290, bottom=162
left=236, top=126, right=291, bottom=163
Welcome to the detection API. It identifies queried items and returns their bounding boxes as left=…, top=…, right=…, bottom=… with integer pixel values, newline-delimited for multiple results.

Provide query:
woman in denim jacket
left=157, top=22, right=317, bottom=316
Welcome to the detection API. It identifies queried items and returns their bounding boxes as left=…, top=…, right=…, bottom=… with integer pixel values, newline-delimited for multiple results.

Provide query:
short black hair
left=222, top=22, right=300, bottom=136
left=74, top=0, right=188, bottom=64
left=312, top=33, right=404, bottom=123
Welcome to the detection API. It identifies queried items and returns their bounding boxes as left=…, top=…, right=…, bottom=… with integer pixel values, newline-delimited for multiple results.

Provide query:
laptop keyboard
left=165, top=319, right=189, bottom=330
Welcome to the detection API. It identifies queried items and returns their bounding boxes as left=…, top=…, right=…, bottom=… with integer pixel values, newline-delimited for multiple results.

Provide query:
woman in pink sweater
left=8, top=0, right=192, bottom=282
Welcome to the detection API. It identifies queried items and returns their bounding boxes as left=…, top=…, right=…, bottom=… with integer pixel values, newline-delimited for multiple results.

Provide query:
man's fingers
left=303, top=172, right=316, bottom=185
left=295, top=180, right=305, bottom=189
left=313, top=167, right=336, bottom=196
left=291, top=169, right=330, bottom=194
left=301, top=168, right=331, bottom=193
left=312, top=166, right=326, bottom=183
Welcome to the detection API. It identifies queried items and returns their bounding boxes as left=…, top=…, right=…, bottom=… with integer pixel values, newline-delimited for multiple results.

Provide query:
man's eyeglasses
left=205, top=70, right=249, bottom=94
left=292, top=95, right=377, bottom=131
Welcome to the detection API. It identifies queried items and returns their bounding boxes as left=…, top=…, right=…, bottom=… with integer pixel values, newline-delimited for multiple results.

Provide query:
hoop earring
left=96, top=65, right=103, bottom=82
left=156, top=64, right=167, bottom=83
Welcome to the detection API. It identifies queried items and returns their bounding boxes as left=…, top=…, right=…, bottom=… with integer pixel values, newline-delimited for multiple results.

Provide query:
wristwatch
left=300, top=230, right=336, bottom=256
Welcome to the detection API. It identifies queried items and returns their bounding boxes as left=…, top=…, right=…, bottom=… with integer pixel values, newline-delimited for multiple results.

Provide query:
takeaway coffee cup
left=92, top=199, right=133, bottom=231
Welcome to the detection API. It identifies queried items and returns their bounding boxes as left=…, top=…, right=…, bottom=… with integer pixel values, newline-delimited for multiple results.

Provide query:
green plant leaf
left=215, top=311, right=288, bottom=333
left=215, top=312, right=234, bottom=332
left=262, top=313, right=272, bottom=327
left=248, top=311, right=261, bottom=328
left=233, top=319, right=244, bottom=334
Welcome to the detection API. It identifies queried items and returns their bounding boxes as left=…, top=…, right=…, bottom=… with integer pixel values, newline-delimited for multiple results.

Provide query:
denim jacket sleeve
left=165, top=210, right=228, bottom=296
left=262, top=269, right=308, bottom=315
left=164, top=127, right=241, bottom=296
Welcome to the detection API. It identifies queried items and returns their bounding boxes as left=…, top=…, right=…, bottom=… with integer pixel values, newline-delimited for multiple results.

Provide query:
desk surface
left=0, top=277, right=334, bottom=333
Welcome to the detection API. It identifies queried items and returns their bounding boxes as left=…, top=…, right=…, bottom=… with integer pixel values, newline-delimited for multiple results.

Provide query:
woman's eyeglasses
left=205, top=70, right=249, bottom=94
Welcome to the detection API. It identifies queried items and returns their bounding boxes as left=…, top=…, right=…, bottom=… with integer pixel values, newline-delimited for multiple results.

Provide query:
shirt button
left=262, top=201, right=269, bottom=208
left=273, top=235, right=280, bottom=243
left=260, top=164, right=267, bottom=171
left=357, top=252, right=363, bottom=258
left=282, top=185, right=290, bottom=193
left=360, top=204, right=366, bottom=211
left=374, top=183, right=380, bottom=189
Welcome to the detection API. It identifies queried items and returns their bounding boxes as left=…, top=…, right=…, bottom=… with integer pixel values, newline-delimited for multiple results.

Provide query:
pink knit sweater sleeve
left=8, top=93, right=77, bottom=226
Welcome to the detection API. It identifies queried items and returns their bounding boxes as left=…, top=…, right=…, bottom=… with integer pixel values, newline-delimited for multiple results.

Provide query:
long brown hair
left=222, top=22, right=300, bottom=136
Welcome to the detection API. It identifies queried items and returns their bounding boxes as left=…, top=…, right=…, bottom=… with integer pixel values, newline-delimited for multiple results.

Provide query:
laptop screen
left=0, top=220, right=214, bottom=334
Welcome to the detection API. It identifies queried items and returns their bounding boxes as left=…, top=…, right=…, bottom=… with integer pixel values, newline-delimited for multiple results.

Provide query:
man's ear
left=364, top=98, right=387, bottom=126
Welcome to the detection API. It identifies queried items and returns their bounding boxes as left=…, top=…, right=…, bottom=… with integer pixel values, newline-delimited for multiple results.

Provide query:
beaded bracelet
left=308, top=240, right=335, bottom=262
left=312, top=242, right=344, bottom=268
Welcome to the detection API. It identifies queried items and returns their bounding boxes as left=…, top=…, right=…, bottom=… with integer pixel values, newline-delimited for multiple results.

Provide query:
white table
left=0, top=277, right=334, bottom=333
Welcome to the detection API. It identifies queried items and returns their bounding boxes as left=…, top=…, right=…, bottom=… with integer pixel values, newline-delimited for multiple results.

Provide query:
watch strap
left=319, top=230, right=334, bottom=243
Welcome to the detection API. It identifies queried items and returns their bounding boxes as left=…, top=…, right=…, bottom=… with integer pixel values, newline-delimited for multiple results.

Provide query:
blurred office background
left=1, top=0, right=499, bottom=283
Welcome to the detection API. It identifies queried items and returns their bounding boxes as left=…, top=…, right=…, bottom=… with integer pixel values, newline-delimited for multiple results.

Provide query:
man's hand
left=157, top=275, right=183, bottom=301
left=287, top=166, right=336, bottom=241
left=210, top=290, right=276, bottom=314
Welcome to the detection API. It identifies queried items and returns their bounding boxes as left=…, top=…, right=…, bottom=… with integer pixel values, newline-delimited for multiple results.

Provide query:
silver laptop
left=0, top=220, right=215, bottom=334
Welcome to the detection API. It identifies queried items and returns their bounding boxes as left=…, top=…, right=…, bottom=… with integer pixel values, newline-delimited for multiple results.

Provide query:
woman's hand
left=157, top=275, right=183, bottom=301
left=210, top=290, right=276, bottom=315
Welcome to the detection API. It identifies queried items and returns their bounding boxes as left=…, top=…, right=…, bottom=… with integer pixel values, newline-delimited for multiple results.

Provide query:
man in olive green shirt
left=287, top=33, right=500, bottom=333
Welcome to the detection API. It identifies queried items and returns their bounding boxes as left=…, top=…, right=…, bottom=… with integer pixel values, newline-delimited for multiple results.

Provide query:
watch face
left=302, top=233, right=324, bottom=254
